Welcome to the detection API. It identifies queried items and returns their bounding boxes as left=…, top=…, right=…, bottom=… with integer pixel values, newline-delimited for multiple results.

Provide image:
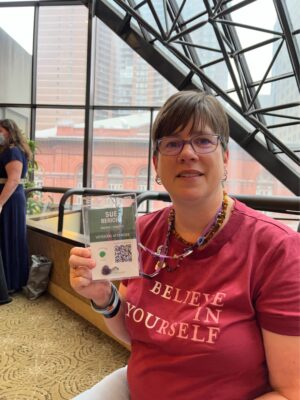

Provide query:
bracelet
left=90, top=284, right=121, bottom=319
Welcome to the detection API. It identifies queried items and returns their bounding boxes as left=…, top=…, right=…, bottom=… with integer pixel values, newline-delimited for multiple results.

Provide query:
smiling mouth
left=177, top=172, right=203, bottom=178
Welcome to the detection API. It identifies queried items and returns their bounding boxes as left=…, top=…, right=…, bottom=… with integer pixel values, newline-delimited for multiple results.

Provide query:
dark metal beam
left=210, top=0, right=274, bottom=154
left=82, top=0, right=96, bottom=187
left=229, top=118, right=300, bottom=195
left=95, top=0, right=300, bottom=194
left=30, top=4, right=39, bottom=144
left=95, top=1, right=186, bottom=89
left=273, top=0, right=300, bottom=90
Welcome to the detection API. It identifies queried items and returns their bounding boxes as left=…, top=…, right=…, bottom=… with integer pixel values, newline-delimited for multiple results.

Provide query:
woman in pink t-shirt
left=69, top=90, right=300, bottom=400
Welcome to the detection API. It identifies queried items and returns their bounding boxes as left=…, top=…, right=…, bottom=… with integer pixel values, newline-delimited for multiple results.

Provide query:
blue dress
left=0, top=146, right=29, bottom=291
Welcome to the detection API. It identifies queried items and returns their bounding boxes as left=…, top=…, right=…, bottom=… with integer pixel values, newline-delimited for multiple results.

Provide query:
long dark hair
left=0, top=119, right=32, bottom=160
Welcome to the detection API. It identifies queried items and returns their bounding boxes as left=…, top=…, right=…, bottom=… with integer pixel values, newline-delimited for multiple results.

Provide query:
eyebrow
left=190, top=130, right=216, bottom=135
left=164, top=131, right=215, bottom=138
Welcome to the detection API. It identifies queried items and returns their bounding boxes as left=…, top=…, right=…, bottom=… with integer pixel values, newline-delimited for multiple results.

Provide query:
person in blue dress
left=0, top=119, right=32, bottom=294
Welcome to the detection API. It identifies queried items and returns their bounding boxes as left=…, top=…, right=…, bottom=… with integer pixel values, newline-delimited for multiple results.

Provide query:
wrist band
left=90, top=284, right=121, bottom=319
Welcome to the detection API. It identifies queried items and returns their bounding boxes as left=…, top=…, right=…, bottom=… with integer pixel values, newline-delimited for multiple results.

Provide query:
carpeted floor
left=0, top=292, right=130, bottom=400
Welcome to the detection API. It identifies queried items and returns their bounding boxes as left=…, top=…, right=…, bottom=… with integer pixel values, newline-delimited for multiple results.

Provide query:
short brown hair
left=152, top=90, right=229, bottom=154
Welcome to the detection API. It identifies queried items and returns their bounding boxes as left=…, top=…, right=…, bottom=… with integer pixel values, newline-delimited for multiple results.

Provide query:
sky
left=0, top=7, right=34, bottom=54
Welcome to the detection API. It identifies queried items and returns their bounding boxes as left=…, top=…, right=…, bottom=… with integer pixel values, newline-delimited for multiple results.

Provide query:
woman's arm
left=101, top=283, right=131, bottom=345
left=255, top=329, right=300, bottom=400
left=0, top=160, right=23, bottom=208
left=69, top=247, right=131, bottom=345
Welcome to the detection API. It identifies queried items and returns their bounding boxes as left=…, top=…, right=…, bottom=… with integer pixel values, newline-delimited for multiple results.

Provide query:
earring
left=155, top=175, right=162, bottom=185
left=221, top=167, right=228, bottom=183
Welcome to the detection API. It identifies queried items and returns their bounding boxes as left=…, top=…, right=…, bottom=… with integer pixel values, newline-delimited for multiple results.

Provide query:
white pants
left=72, top=366, right=130, bottom=400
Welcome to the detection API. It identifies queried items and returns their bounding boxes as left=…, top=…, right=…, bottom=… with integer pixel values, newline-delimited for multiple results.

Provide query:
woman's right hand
left=69, top=247, right=112, bottom=307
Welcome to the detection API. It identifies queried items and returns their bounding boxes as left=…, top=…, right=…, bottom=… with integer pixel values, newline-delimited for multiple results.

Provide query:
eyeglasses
left=138, top=242, right=196, bottom=278
left=156, top=134, right=223, bottom=156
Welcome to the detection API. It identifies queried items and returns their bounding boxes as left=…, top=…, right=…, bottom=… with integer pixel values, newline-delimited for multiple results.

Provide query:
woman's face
left=153, top=119, right=228, bottom=205
left=0, top=125, right=9, bottom=145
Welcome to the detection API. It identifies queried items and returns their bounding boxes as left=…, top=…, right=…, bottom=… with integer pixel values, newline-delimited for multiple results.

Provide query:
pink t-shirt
left=123, top=199, right=300, bottom=400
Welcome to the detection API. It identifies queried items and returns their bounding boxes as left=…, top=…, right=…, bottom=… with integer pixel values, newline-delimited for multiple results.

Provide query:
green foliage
left=26, top=193, right=44, bottom=215
left=24, top=139, right=56, bottom=215
left=25, top=138, right=42, bottom=214
left=25, top=138, right=39, bottom=189
left=26, top=192, right=55, bottom=215
left=27, top=139, right=37, bottom=154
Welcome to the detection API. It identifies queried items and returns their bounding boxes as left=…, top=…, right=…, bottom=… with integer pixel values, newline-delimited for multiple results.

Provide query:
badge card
left=82, top=193, right=140, bottom=280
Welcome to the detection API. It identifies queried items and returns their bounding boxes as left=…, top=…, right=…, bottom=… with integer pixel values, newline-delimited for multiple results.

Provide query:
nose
left=178, top=140, right=198, bottom=160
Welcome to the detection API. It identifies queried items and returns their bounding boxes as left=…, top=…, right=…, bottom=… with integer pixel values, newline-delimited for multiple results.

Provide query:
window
left=108, top=166, right=124, bottom=190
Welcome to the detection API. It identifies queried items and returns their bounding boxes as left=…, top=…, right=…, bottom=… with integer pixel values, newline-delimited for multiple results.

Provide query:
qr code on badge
left=114, top=244, right=132, bottom=263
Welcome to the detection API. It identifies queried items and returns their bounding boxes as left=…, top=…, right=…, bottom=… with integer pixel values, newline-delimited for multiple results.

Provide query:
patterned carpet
left=0, top=293, right=129, bottom=400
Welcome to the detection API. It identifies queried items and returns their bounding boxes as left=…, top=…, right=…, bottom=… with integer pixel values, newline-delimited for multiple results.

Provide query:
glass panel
left=226, top=140, right=293, bottom=196
left=36, top=5, right=88, bottom=105
left=231, top=23, right=277, bottom=50
left=35, top=108, right=85, bottom=193
left=191, top=74, right=204, bottom=90
left=182, top=0, right=207, bottom=20
left=230, top=0, right=279, bottom=40
left=218, top=96, right=255, bottom=132
left=94, top=19, right=176, bottom=107
left=137, top=167, right=148, bottom=192
left=203, top=60, right=232, bottom=92
left=35, top=108, right=84, bottom=132
left=150, top=0, right=173, bottom=33
left=171, top=22, right=225, bottom=66
left=243, top=40, right=284, bottom=83
left=155, top=41, right=191, bottom=75
left=189, top=24, right=223, bottom=63
left=278, top=152, right=300, bottom=173
left=229, top=0, right=280, bottom=83
left=137, top=2, right=166, bottom=37
left=295, top=33, right=300, bottom=49
left=270, top=123, right=300, bottom=149
left=269, top=41, right=293, bottom=77
left=227, top=91, right=241, bottom=107
left=266, top=104, right=300, bottom=149
left=148, top=163, right=170, bottom=213
left=263, top=76, right=298, bottom=108
left=0, top=107, right=31, bottom=137
left=148, top=106, right=176, bottom=212
left=91, top=110, right=151, bottom=190
left=106, top=0, right=127, bottom=17
left=285, top=0, right=300, bottom=32
left=0, top=7, right=33, bottom=103
left=256, top=132, right=268, bottom=147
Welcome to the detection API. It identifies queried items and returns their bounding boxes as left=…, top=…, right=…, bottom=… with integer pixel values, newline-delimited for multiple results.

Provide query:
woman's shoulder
left=9, top=144, right=23, bottom=152
left=232, top=198, right=299, bottom=239
left=0, top=146, right=25, bottom=164
left=7, top=145, right=24, bottom=157
left=137, top=206, right=171, bottom=231
left=2, top=145, right=22, bottom=153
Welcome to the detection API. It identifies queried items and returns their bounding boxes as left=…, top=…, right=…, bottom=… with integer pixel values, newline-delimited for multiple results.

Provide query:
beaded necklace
left=139, top=191, right=229, bottom=279
left=171, top=193, right=228, bottom=247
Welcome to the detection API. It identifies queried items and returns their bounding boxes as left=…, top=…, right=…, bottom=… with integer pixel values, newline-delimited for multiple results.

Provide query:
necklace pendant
left=155, top=260, right=165, bottom=271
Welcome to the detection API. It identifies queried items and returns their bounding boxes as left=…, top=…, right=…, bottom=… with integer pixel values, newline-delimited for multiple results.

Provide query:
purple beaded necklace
left=139, top=192, right=228, bottom=279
